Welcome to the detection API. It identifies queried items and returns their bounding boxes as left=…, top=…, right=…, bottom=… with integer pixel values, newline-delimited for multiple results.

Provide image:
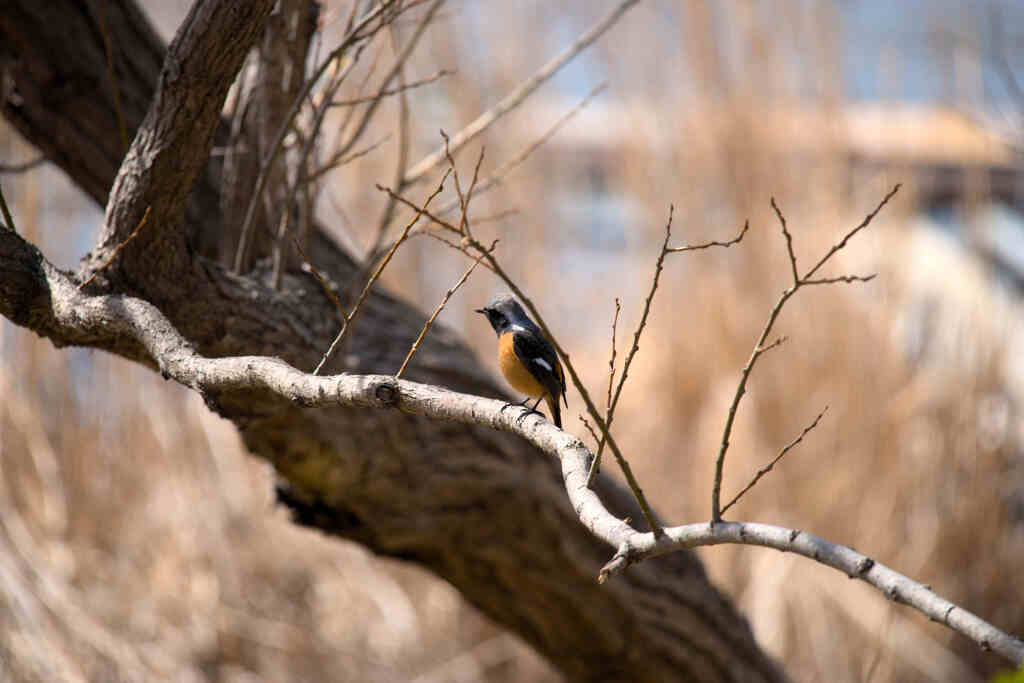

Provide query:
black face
left=476, top=306, right=510, bottom=336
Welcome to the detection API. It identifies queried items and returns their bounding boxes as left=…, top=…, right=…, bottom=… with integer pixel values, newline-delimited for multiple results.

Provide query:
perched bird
left=476, top=294, right=567, bottom=428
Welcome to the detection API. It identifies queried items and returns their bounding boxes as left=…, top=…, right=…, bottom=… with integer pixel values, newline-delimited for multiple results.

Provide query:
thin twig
left=489, top=258, right=662, bottom=535
left=579, top=415, right=602, bottom=448
left=313, top=168, right=450, bottom=375
left=666, top=220, right=749, bottom=253
left=395, top=240, right=494, bottom=379
left=472, top=208, right=520, bottom=225
left=292, top=238, right=347, bottom=322
left=233, top=0, right=400, bottom=273
left=330, top=69, right=452, bottom=105
left=380, top=169, right=663, bottom=534
left=304, top=134, right=391, bottom=185
left=803, top=274, right=877, bottom=285
left=0, top=182, right=16, bottom=233
left=757, top=336, right=787, bottom=354
left=420, top=231, right=497, bottom=272
left=432, top=82, right=609, bottom=217
left=710, top=186, right=899, bottom=522
left=771, top=199, right=800, bottom=285
left=364, top=22, right=414, bottom=265
left=379, top=183, right=460, bottom=234
left=331, top=0, right=444, bottom=165
left=587, top=209, right=675, bottom=485
left=441, top=130, right=466, bottom=229
left=802, top=184, right=901, bottom=281
left=719, top=406, right=828, bottom=517
left=402, top=0, right=639, bottom=185
left=78, top=207, right=151, bottom=290
left=457, top=144, right=485, bottom=237
left=606, top=298, right=621, bottom=410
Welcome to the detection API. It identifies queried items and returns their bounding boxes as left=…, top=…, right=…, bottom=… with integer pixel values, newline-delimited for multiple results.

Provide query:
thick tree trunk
left=0, top=2, right=786, bottom=681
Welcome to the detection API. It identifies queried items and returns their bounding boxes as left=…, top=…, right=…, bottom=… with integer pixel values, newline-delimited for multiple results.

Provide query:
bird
left=476, top=294, right=567, bottom=428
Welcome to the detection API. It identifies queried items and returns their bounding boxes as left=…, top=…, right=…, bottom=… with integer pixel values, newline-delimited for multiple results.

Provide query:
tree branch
left=402, top=0, right=639, bottom=185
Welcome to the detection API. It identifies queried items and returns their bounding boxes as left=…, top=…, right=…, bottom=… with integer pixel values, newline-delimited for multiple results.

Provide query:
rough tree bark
left=0, top=2, right=787, bottom=681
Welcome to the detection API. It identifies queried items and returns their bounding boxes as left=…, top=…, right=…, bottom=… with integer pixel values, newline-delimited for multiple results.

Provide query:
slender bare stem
left=710, top=186, right=900, bottom=522
left=606, top=298, right=621, bottom=411
left=402, top=0, right=639, bottom=185
left=719, top=406, right=828, bottom=517
left=587, top=209, right=675, bottom=485
left=313, top=169, right=450, bottom=375
left=78, top=207, right=151, bottom=290
left=432, top=82, right=608, bottom=217
left=395, top=241, right=494, bottom=379
left=803, top=184, right=901, bottom=281
left=233, top=1, right=399, bottom=274
left=329, top=69, right=452, bottom=106
left=666, top=220, right=749, bottom=253
left=292, top=238, right=346, bottom=322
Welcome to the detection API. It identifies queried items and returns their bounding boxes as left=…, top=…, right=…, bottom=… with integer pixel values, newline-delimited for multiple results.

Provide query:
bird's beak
left=474, top=308, right=486, bottom=315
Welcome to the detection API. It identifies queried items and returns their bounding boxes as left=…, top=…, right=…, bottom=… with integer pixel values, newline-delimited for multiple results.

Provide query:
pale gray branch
left=7, top=226, right=1021, bottom=668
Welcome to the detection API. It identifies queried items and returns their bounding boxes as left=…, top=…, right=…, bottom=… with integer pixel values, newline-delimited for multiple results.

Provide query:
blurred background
left=2, top=0, right=1023, bottom=681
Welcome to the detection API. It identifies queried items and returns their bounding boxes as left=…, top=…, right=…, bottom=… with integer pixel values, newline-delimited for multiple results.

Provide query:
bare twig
left=719, top=406, right=828, bottom=517
left=803, top=274, right=877, bottom=286
left=420, top=231, right=497, bottom=272
left=330, top=68, right=452, bottom=106
left=666, top=220, right=749, bottom=253
left=606, top=298, right=621, bottom=410
left=78, top=206, right=151, bottom=290
left=292, top=238, right=346, bottom=322
left=579, top=415, right=602, bottom=448
left=771, top=199, right=800, bottom=284
left=365, top=25, right=414, bottom=264
left=803, top=184, right=901, bottom=281
left=757, top=336, right=787, bottom=354
left=382, top=157, right=663, bottom=534
left=379, top=184, right=460, bottom=234
left=395, top=240, right=494, bottom=379
left=587, top=209, right=675, bottom=485
left=11, top=225, right=1020, bottom=664
left=586, top=212, right=751, bottom=486
left=432, top=81, right=608, bottom=217
left=453, top=140, right=485, bottom=237
left=331, top=0, right=444, bottom=164
left=303, top=134, right=391, bottom=185
left=472, top=208, right=520, bottom=225
left=233, top=0, right=401, bottom=273
left=402, top=0, right=639, bottom=185
left=710, top=186, right=900, bottom=522
left=313, top=169, right=450, bottom=375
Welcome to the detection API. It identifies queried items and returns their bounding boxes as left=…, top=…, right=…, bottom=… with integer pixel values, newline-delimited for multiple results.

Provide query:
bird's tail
left=545, top=394, right=562, bottom=429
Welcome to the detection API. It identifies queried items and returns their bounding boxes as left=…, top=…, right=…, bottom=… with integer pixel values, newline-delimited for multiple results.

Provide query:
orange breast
left=498, top=332, right=547, bottom=397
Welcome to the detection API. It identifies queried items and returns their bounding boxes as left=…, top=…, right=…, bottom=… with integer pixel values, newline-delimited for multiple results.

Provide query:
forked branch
left=710, top=186, right=900, bottom=522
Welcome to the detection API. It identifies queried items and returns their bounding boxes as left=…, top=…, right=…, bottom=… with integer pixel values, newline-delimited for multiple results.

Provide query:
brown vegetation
left=1, top=1, right=1022, bottom=681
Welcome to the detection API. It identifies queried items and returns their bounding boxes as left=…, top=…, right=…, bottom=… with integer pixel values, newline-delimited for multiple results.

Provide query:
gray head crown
left=476, top=293, right=540, bottom=336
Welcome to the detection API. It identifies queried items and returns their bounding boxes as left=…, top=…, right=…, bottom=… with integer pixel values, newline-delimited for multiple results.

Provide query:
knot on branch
left=373, top=380, right=399, bottom=407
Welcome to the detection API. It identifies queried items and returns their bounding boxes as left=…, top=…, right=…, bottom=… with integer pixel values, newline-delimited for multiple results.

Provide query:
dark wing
left=512, top=330, right=564, bottom=402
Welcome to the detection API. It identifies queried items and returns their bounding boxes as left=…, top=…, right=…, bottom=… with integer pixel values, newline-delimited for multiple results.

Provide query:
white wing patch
left=533, top=358, right=553, bottom=372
